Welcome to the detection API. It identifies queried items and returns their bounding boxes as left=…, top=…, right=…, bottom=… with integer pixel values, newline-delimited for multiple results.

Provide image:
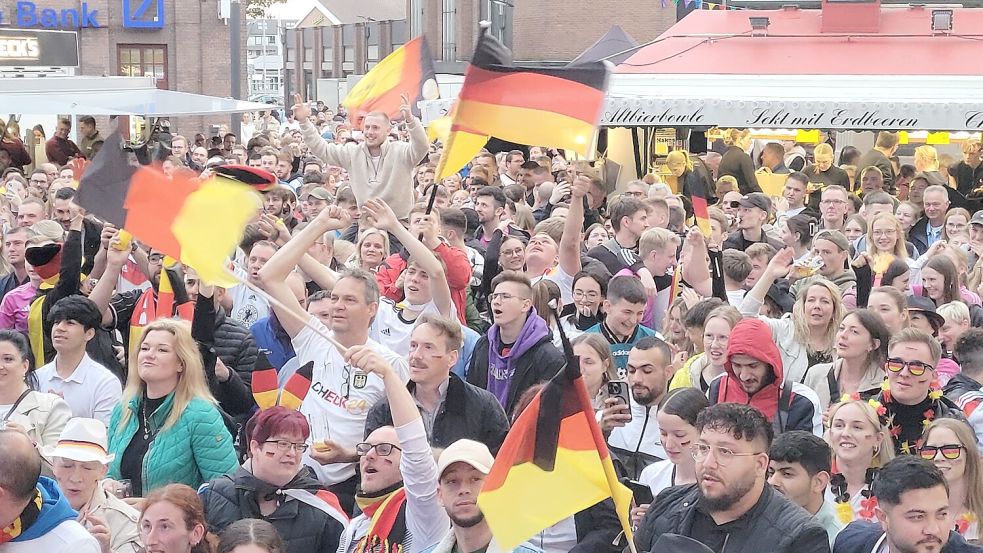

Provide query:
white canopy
left=0, top=76, right=274, bottom=116
left=421, top=73, right=983, bottom=131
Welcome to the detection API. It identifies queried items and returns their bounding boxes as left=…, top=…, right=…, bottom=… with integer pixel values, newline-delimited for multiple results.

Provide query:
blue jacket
left=107, top=393, right=239, bottom=495
left=250, top=315, right=295, bottom=371
left=834, top=521, right=983, bottom=553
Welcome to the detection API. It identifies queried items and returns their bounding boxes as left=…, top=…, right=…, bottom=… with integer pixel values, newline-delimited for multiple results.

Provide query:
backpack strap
left=827, top=368, right=839, bottom=405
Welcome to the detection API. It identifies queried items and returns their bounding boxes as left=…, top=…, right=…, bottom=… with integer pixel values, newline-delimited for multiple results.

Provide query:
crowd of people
left=2, top=99, right=983, bottom=553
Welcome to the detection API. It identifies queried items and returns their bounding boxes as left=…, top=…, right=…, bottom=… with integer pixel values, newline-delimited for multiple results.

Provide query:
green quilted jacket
left=107, top=393, right=238, bottom=496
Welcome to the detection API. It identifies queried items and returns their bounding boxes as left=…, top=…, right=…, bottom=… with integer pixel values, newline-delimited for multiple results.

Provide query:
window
left=410, top=0, right=424, bottom=36
left=118, top=45, right=168, bottom=89
left=441, top=0, right=456, bottom=61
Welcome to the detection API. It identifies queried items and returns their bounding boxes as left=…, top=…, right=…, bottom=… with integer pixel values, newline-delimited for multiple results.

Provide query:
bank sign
left=0, top=0, right=164, bottom=29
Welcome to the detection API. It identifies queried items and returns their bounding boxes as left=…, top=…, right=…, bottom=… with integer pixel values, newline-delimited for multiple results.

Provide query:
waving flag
left=477, top=355, right=634, bottom=550
left=77, top=132, right=261, bottom=287
left=436, top=26, right=609, bottom=179
left=343, top=36, right=438, bottom=127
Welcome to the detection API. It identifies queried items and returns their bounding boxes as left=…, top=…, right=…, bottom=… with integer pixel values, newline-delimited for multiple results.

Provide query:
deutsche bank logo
left=122, top=0, right=163, bottom=28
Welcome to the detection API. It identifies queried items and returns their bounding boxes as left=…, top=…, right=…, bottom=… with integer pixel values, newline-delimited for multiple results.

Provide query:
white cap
left=41, top=418, right=114, bottom=464
left=436, top=439, right=495, bottom=476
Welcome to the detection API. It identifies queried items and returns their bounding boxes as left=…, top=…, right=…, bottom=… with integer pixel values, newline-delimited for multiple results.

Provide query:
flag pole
left=238, top=277, right=350, bottom=354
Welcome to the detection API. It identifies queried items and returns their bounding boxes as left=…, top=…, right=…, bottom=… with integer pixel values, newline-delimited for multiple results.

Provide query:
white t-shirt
left=228, top=282, right=271, bottom=326
left=639, top=459, right=676, bottom=499
left=532, top=264, right=576, bottom=306
left=369, top=298, right=440, bottom=357
left=726, top=288, right=746, bottom=308
left=35, top=354, right=122, bottom=425
left=1, top=520, right=101, bottom=552
left=293, top=316, right=409, bottom=485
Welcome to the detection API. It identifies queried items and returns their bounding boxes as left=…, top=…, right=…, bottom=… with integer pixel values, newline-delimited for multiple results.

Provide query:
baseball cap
left=971, top=210, right=983, bottom=227
left=304, top=187, right=332, bottom=201
left=813, top=229, right=850, bottom=252
left=436, top=439, right=495, bottom=477
left=737, top=192, right=772, bottom=213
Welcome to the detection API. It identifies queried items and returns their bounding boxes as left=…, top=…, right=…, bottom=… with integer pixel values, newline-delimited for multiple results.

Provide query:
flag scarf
left=343, top=36, right=437, bottom=127
left=477, top=356, right=634, bottom=550
left=77, top=131, right=261, bottom=287
left=436, top=28, right=610, bottom=179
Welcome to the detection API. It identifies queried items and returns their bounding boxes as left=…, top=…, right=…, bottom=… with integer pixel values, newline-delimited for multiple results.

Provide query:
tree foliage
left=245, top=0, right=287, bottom=19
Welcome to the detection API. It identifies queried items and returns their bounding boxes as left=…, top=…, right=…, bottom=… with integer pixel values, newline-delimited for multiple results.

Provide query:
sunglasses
left=885, top=357, right=935, bottom=377
left=919, top=444, right=964, bottom=461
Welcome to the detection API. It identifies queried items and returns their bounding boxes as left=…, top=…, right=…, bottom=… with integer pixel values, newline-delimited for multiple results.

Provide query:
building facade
left=0, top=0, right=246, bottom=132
left=248, top=18, right=291, bottom=102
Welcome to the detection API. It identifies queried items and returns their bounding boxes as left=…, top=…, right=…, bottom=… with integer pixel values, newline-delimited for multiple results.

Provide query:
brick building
left=0, top=0, right=246, bottom=132
left=284, top=0, right=682, bottom=106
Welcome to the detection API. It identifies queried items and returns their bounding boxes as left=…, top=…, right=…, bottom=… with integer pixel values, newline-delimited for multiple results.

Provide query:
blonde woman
left=106, top=319, right=238, bottom=496
left=915, top=145, right=941, bottom=172
left=348, top=227, right=390, bottom=272
left=804, top=143, right=851, bottom=187
left=668, top=305, right=742, bottom=392
left=920, top=419, right=983, bottom=542
left=667, top=150, right=711, bottom=202
left=825, top=399, right=895, bottom=523
left=743, top=248, right=844, bottom=383
left=718, top=129, right=760, bottom=194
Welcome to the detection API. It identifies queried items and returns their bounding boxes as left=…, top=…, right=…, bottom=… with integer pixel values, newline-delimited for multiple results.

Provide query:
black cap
left=737, top=192, right=772, bottom=213
left=906, top=295, right=945, bottom=330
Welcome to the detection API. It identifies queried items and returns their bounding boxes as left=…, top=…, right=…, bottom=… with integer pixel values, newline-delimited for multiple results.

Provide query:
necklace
left=142, top=401, right=155, bottom=441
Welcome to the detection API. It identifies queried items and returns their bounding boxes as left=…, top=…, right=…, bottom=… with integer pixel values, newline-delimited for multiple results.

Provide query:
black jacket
left=944, top=373, right=983, bottom=406
left=636, top=484, right=830, bottom=553
left=572, top=499, right=623, bottom=553
left=908, top=216, right=931, bottom=256
left=192, top=294, right=255, bottom=419
left=856, top=149, right=895, bottom=193
left=364, top=373, right=510, bottom=454
left=719, top=146, right=762, bottom=194
left=834, top=521, right=983, bottom=553
left=201, top=466, right=345, bottom=553
left=0, top=271, right=27, bottom=303
left=213, top=306, right=259, bottom=386
left=466, top=332, right=565, bottom=416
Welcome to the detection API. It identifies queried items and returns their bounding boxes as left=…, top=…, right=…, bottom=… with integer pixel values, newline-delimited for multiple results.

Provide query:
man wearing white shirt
left=35, top=296, right=121, bottom=425
left=259, top=203, right=409, bottom=515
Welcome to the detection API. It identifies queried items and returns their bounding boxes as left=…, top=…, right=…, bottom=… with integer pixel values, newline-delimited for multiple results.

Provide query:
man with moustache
left=833, top=456, right=983, bottom=553
left=635, top=403, right=830, bottom=553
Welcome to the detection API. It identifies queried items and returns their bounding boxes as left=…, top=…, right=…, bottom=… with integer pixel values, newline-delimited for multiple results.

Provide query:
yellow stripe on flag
left=343, top=46, right=408, bottom=111
left=454, top=100, right=597, bottom=155
left=437, top=129, right=490, bottom=180
left=172, top=178, right=260, bottom=287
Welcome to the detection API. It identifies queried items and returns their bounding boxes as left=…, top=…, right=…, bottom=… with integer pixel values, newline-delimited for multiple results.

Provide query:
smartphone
left=621, top=478, right=654, bottom=505
left=606, top=380, right=632, bottom=421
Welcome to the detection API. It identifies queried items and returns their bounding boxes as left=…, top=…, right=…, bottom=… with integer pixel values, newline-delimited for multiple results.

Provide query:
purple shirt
left=0, top=281, right=37, bottom=333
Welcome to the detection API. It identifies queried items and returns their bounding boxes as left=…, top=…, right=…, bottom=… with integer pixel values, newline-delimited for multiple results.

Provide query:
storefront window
left=442, top=0, right=456, bottom=61
left=118, top=45, right=168, bottom=89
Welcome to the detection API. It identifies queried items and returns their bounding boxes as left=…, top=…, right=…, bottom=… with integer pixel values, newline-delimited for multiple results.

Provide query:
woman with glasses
left=920, top=419, right=983, bottom=543
left=560, top=268, right=608, bottom=341
left=824, top=399, right=895, bottom=523
left=106, top=319, right=238, bottom=496
left=571, top=333, right=618, bottom=410
left=201, top=406, right=346, bottom=553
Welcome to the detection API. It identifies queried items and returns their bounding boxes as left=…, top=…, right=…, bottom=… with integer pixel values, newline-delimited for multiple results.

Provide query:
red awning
left=618, top=6, right=983, bottom=76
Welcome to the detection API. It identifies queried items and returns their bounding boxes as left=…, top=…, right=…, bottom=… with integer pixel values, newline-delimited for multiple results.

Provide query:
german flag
left=77, top=131, right=260, bottom=287
left=477, top=355, right=633, bottom=551
left=279, top=361, right=314, bottom=411
left=343, top=36, right=437, bottom=127
left=436, top=27, right=609, bottom=179
left=692, top=186, right=711, bottom=239
left=251, top=352, right=280, bottom=410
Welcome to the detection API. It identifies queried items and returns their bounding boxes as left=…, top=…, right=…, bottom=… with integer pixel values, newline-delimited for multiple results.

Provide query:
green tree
left=245, top=0, right=287, bottom=18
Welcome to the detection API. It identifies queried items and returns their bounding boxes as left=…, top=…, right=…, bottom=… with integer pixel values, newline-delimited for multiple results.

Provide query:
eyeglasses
left=820, top=199, right=847, bottom=205
left=501, top=248, right=524, bottom=257
left=341, top=363, right=351, bottom=400
left=355, top=442, right=402, bottom=456
left=690, top=443, right=762, bottom=465
left=871, top=229, right=897, bottom=237
left=573, top=290, right=600, bottom=300
left=885, top=357, right=935, bottom=377
left=489, top=292, right=528, bottom=302
left=920, top=444, right=964, bottom=461
left=263, top=440, right=309, bottom=453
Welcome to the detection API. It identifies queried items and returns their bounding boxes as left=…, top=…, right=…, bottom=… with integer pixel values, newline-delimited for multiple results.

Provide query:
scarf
left=0, top=490, right=41, bottom=544
left=2, top=477, right=77, bottom=544
left=354, top=483, right=408, bottom=553
left=486, top=311, right=550, bottom=408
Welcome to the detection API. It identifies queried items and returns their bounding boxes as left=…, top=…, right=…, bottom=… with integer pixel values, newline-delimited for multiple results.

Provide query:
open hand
left=292, top=93, right=312, bottom=121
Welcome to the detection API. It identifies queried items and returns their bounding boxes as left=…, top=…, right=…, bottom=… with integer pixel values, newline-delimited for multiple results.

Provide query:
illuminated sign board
left=0, top=29, right=80, bottom=67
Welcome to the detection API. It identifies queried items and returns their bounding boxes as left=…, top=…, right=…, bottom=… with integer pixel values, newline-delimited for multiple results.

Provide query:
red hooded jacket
left=712, top=318, right=787, bottom=421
